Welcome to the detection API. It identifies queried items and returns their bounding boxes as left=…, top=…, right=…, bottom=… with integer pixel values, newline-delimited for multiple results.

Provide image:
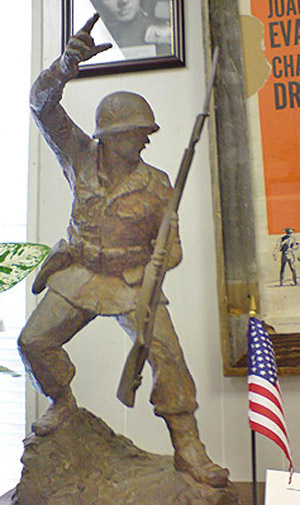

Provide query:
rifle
left=117, top=48, right=219, bottom=407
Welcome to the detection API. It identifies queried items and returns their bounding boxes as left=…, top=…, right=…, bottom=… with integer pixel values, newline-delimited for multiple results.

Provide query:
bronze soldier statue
left=18, top=14, right=228, bottom=488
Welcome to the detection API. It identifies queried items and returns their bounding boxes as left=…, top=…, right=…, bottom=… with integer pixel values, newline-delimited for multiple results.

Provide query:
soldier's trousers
left=18, top=290, right=197, bottom=417
left=280, top=256, right=297, bottom=285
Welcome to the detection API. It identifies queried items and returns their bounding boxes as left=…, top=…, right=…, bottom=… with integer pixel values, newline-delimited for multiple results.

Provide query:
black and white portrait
left=89, top=0, right=172, bottom=58
left=67, top=0, right=184, bottom=74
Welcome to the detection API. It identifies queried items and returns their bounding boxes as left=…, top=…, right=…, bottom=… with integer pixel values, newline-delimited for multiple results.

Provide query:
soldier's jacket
left=279, top=235, right=296, bottom=257
left=30, top=58, right=182, bottom=315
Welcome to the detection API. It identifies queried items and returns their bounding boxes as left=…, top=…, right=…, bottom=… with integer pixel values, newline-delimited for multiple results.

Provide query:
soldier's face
left=104, top=129, right=150, bottom=164
left=100, top=0, right=140, bottom=22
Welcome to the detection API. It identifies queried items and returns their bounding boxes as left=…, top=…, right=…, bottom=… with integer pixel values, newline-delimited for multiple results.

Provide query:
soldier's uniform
left=18, top=57, right=198, bottom=418
left=273, top=228, right=298, bottom=286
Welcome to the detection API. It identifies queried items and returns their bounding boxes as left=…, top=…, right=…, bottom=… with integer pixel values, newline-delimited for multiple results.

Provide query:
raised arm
left=30, top=14, right=111, bottom=178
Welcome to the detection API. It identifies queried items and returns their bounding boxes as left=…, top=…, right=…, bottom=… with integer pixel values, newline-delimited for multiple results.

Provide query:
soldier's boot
left=32, top=387, right=78, bottom=436
left=164, top=413, right=229, bottom=488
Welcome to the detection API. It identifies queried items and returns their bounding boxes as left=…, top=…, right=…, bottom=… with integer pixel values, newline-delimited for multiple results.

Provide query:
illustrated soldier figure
left=18, top=15, right=228, bottom=488
left=273, top=227, right=299, bottom=286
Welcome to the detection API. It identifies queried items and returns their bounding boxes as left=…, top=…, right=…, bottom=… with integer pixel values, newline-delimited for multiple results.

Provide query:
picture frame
left=62, top=0, right=185, bottom=77
left=202, top=0, right=300, bottom=376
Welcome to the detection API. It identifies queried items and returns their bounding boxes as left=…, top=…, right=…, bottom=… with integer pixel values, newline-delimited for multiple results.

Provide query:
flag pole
left=251, top=430, right=258, bottom=505
left=249, top=296, right=258, bottom=505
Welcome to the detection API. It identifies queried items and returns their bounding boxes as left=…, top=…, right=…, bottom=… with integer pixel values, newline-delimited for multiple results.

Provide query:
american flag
left=248, top=316, right=294, bottom=482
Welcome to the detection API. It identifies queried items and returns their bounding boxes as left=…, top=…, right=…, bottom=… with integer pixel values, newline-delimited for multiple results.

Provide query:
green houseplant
left=0, top=242, right=50, bottom=375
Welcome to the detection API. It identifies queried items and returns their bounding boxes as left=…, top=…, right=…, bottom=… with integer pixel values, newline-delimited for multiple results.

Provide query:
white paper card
left=265, top=470, right=300, bottom=505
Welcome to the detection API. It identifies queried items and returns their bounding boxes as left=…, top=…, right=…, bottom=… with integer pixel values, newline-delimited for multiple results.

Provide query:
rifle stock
left=117, top=237, right=172, bottom=407
left=117, top=48, right=219, bottom=407
left=116, top=342, right=148, bottom=407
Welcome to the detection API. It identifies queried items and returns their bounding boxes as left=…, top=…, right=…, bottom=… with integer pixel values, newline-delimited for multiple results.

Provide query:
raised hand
left=61, top=13, right=112, bottom=75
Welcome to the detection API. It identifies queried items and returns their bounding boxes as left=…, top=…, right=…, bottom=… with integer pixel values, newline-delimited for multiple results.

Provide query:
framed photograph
left=202, top=0, right=300, bottom=376
left=62, top=0, right=185, bottom=77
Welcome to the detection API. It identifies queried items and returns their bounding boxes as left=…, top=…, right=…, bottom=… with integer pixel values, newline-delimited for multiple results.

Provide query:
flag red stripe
left=249, top=382, right=283, bottom=414
left=249, top=420, right=293, bottom=469
left=249, top=400, right=288, bottom=439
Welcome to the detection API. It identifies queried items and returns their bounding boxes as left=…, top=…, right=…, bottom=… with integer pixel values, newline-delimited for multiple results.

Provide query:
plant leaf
left=0, top=243, right=50, bottom=293
left=0, top=365, right=21, bottom=377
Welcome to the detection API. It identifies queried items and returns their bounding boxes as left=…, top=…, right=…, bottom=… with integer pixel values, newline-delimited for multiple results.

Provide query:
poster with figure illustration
left=239, top=0, right=300, bottom=333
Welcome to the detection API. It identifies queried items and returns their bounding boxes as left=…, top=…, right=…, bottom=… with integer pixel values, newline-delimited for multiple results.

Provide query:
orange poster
left=251, top=0, right=300, bottom=235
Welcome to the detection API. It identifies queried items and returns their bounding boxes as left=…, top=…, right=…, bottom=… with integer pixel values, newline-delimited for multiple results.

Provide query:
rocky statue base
left=11, top=408, right=243, bottom=505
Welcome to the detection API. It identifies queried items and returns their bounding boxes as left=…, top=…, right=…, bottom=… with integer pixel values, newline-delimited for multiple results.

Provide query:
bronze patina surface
left=12, top=409, right=243, bottom=505
left=15, top=13, right=243, bottom=504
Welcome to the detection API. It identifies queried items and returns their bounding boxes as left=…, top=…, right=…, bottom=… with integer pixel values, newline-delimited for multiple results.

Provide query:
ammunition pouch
left=32, top=239, right=72, bottom=294
left=70, top=237, right=151, bottom=278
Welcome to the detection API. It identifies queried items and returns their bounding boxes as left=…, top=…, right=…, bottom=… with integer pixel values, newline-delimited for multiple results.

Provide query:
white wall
left=27, top=0, right=300, bottom=483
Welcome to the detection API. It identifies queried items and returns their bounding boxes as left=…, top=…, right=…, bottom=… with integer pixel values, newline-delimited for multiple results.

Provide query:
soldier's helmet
left=93, top=91, right=159, bottom=139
